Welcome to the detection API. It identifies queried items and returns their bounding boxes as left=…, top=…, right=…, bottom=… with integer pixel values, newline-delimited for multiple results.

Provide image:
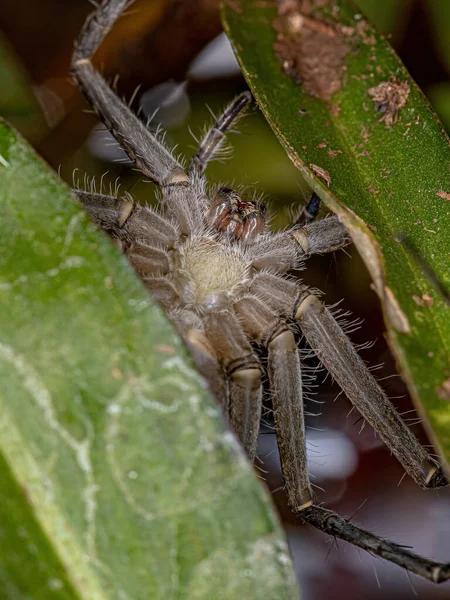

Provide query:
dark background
left=1, top=1, right=450, bottom=598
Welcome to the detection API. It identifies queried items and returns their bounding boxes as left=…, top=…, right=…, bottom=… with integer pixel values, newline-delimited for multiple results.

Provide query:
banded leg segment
left=249, top=216, right=351, bottom=272
left=188, top=92, right=252, bottom=176
left=268, top=330, right=312, bottom=509
left=205, top=310, right=262, bottom=459
left=72, top=0, right=184, bottom=184
left=291, top=215, right=351, bottom=256
left=248, top=275, right=450, bottom=582
left=76, top=189, right=176, bottom=279
left=173, top=311, right=228, bottom=410
left=295, top=294, right=446, bottom=489
left=234, top=296, right=313, bottom=509
left=251, top=273, right=446, bottom=489
left=75, top=190, right=179, bottom=247
left=301, top=506, right=450, bottom=584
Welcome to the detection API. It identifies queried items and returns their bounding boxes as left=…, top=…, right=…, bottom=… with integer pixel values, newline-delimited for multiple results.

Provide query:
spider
left=71, top=0, right=450, bottom=584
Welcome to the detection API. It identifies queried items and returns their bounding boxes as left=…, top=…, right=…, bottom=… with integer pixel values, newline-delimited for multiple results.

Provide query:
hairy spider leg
left=189, top=91, right=252, bottom=176
left=233, top=295, right=313, bottom=509
left=302, top=506, right=450, bottom=583
left=251, top=273, right=446, bottom=490
left=204, top=311, right=263, bottom=458
left=246, top=272, right=450, bottom=583
left=72, top=0, right=182, bottom=185
left=71, top=0, right=207, bottom=239
left=249, top=215, right=351, bottom=271
left=296, top=295, right=446, bottom=489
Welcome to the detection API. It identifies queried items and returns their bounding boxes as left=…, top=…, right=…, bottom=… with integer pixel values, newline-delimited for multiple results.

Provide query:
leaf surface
left=0, top=120, right=298, bottom=600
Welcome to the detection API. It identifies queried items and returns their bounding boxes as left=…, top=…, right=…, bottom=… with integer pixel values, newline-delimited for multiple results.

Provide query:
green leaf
left=222, top=0, right=450, bottom=461
left=0, top=120, right=298, bottom=600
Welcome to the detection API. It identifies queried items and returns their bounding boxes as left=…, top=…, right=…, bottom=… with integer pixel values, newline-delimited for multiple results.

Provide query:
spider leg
left=167, top=308, right=228, bottom=409
left=294, top=191, right=322, bottom=227
left=72, top=1, right=205, bottom=236
left=76, top=189, right=187, bottom=303
left=75, top=188, right=177, bottom=270
left=72, top=0, right=183, bottom=185
left=75, top=190, right=179, bottom=247
left=296, top=294, right=447, bottom=489
left=234, top=296, right=313, bottom=509
left=204, top=310, right=262, bottom=459
left=188, top=92, right=252, bottom=176
left=247, top=274, right=450, bottom=583
left=249, top=215, right=351, bottom=272
left=300, top=505, right=450, bottom=583
left=250, top=273, right=447, bottom=490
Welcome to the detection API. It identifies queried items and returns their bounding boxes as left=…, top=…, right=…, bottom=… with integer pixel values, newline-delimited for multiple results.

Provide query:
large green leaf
left=222, top=0, right=450, bottom=462
left=0, top=120, right=298, bottom=600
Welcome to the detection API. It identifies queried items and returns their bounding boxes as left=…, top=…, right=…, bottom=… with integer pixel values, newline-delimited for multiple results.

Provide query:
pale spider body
left=72, top=0, right=450, bottom=584
left=179, top=236, right=250, bottom=308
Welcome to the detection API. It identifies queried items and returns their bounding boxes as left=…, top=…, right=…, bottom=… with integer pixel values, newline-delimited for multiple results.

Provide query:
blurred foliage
left=0, top=31, right=46, bottom=138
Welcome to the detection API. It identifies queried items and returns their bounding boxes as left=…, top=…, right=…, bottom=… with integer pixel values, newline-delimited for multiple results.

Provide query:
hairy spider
left=71, top=0, right=450, bottom=584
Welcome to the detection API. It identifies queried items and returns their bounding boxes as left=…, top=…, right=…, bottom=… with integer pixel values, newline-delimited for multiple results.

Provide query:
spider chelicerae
left=71, top=0, right=450, bottom=584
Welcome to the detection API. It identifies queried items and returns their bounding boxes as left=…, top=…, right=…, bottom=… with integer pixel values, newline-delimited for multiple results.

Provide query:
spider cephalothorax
left=208, top=187, right=267, bottom=241
left=71, top=0, right=450, bottom=584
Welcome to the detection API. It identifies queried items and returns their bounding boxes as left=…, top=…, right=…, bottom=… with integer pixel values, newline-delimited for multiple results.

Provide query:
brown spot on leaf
left=273, top=0, right=350, bottom=102
left=155, top=344, right=176, bottom=354
left=356, top=19, right=376, bottom=46
left=436, top=190, right=450, bottom=201
left=421, top=293, right=434, bottom=306
left=310, top=163, right=331, bottom=186
left=330, top=102, right=341, bottom=116
left=412, top=293, right=434, bottom=307
left=368, top=77, right=410, bottom=126
left=340, top=25, right=355, bottom=36
left=360, top=125, right=370, bottom=141
left=436, top=378, right=450, bottom=401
